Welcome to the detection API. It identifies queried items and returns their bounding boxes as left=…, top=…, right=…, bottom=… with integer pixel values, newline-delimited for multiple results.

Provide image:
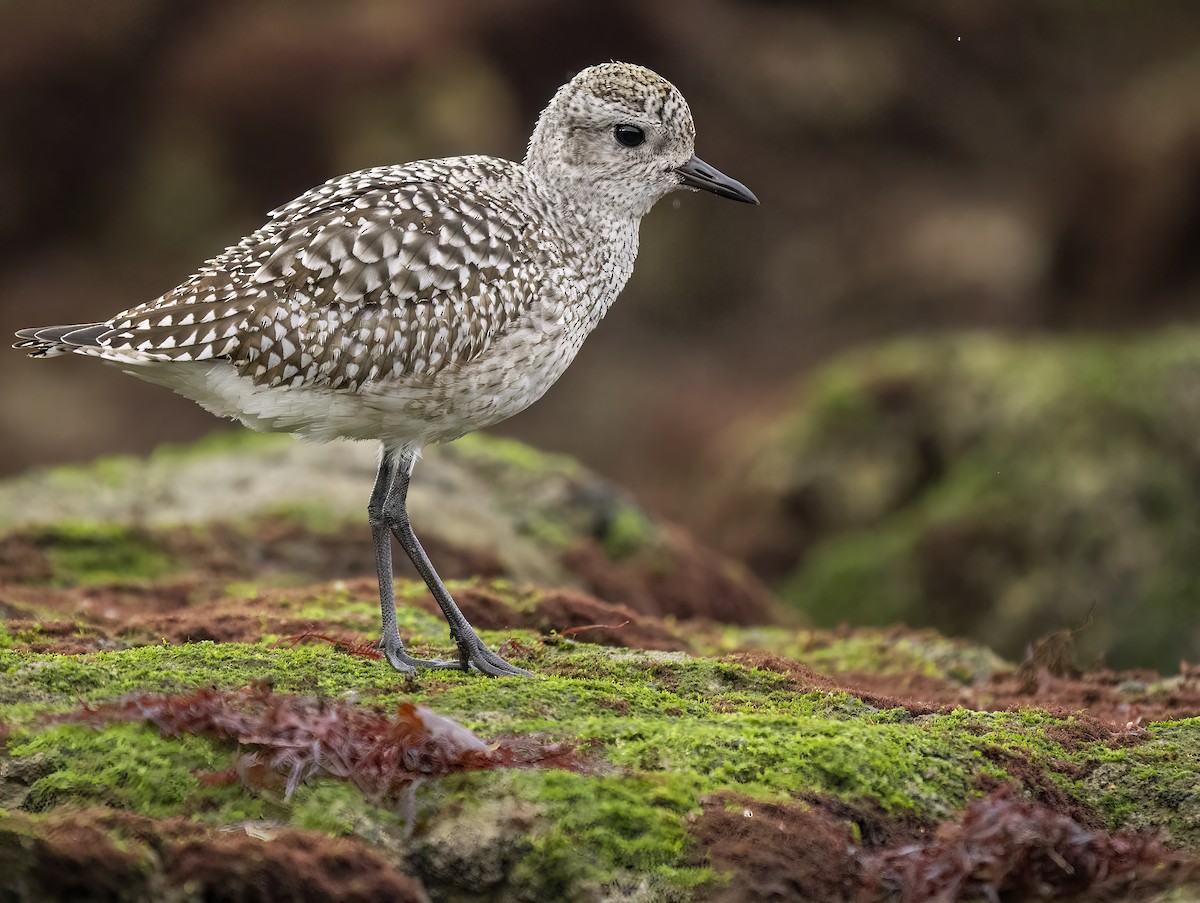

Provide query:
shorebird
left=14, top=62, right=758, bottom=677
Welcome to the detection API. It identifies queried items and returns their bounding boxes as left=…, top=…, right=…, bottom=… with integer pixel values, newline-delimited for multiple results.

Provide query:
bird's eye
left=613, top=124, right=646, bottom=148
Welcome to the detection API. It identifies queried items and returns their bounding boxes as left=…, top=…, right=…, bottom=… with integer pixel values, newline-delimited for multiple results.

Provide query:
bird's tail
left=13, top=323, right=108, bottom=358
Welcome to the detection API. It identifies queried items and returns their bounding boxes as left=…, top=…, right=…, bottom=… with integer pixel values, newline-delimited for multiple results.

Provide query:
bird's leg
left=369, top=445, right=461, bottom=674
left=383, top=451, right=531, bottom=678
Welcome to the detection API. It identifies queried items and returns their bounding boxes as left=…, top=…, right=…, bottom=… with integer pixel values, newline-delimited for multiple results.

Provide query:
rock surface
left=1, top=431, right=1198, bottom=902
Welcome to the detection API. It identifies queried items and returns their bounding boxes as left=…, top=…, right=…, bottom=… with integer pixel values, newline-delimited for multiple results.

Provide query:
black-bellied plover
left=15, top=62, right=757, bottom=677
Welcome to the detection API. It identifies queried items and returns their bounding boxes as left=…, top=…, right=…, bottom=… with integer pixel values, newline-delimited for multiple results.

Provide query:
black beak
left=675, top=155, right=759, bottom=204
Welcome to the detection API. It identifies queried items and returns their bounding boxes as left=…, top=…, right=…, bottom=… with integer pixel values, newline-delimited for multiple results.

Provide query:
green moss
left=1077, top=718, right=1200, bottom=846
left=8, top=719, right=415, bottom=846
left=780, top=528, right=921, bottom=629
left=0, top=640, right=1087, bottom=815
left=413, top=768, right=709, bottom=898
left=451, top=432, right=582, bottom=476
left=1, top=633, right=1194, bottom=898
left=261, top=501, right=360, bottom=535
left=592, top=713, right=977, bottom=814
left=29, top=522, right=174, bottom=586
left=41, top=455, right=141, bottom=491
left=27, top=433, right=282, bottom=501
left=694, top=625, right=1005, bottom=685
left=801, top=359, right=911, bottom=437
left=286, top=579, right=459, bottom=643
left=0, top=643, right=397, bottom=711
left=148, top=429, right=290, bottom=462
left=513, top=770, right=710, bottom=893
left=601, top=505, right=656, bottom=560
left=12, top=722, right=270, bottom=822
left=290, top=781, right=411, bottom=842
left=519, top=516, right=576, bottom=550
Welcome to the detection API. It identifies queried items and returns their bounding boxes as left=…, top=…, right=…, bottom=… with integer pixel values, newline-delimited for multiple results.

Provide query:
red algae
left=863, top=791, right=1191, bottom=903
left=690, top=790, right=1195, bottom=902
left=276, top=631, right=384, bottom=660
left=60, top=682, right=582, bottom=803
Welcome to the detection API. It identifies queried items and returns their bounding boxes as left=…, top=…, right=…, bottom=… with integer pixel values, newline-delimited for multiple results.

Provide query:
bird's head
left=525, top=62, right=758, bottom=218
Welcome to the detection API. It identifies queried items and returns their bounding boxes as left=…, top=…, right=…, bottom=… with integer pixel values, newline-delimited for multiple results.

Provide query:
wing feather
left=84, top=160, right=552, bottom=390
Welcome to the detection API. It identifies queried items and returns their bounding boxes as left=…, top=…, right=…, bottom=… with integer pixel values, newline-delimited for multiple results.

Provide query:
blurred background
left=3, top=0, right=1200, bottom=668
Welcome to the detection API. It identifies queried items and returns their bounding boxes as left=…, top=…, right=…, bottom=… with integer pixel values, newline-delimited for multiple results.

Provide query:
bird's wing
left=91, top=168, right=557, bottom=390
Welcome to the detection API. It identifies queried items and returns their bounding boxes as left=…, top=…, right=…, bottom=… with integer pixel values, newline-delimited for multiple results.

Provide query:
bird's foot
left=468, top=646, right=532, bottom=678
left=380, top=632, right=530, bottom=677
left=381, top=635, right=463, bottom=675
left=452, top=632, right=532, bottom=678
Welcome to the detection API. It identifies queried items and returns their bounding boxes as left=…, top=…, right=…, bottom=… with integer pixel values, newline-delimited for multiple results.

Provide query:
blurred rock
left=0, top=430, right=777, bottom=626
left=708, top=330, right=1200, bottom=669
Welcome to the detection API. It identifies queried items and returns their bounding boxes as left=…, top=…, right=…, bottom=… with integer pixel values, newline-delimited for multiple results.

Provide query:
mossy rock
left=0, top=618, right=1197, bottom=902
left=0, top=566, right=1195, bottom=898
left=2, top=431, right=1199, bottom=900
left=0, top=430, right=773, bottom=625
left=712, top=330, right=1200, bottom=670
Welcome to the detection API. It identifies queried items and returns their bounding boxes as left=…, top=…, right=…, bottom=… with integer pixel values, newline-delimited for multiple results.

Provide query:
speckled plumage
left=16, top=62, right=756, bottom=678
left=16, top=63, right=738, bottom=451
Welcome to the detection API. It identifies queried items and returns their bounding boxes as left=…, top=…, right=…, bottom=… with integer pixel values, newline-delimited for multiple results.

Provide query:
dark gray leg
left=383, top=449, right=530, bottom=678
left=369, top=445, right=459, bottom=674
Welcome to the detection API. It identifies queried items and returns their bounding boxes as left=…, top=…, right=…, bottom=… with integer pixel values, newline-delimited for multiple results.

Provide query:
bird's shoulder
left=265, top=155, right=531, bottom=223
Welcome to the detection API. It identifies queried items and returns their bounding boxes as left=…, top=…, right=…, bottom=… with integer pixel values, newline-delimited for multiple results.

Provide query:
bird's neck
left=523, top=137, right=658, bottom=221
left=513, top=157, right=643, bottom=325
left=516, top=161, right=639, bottom=262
